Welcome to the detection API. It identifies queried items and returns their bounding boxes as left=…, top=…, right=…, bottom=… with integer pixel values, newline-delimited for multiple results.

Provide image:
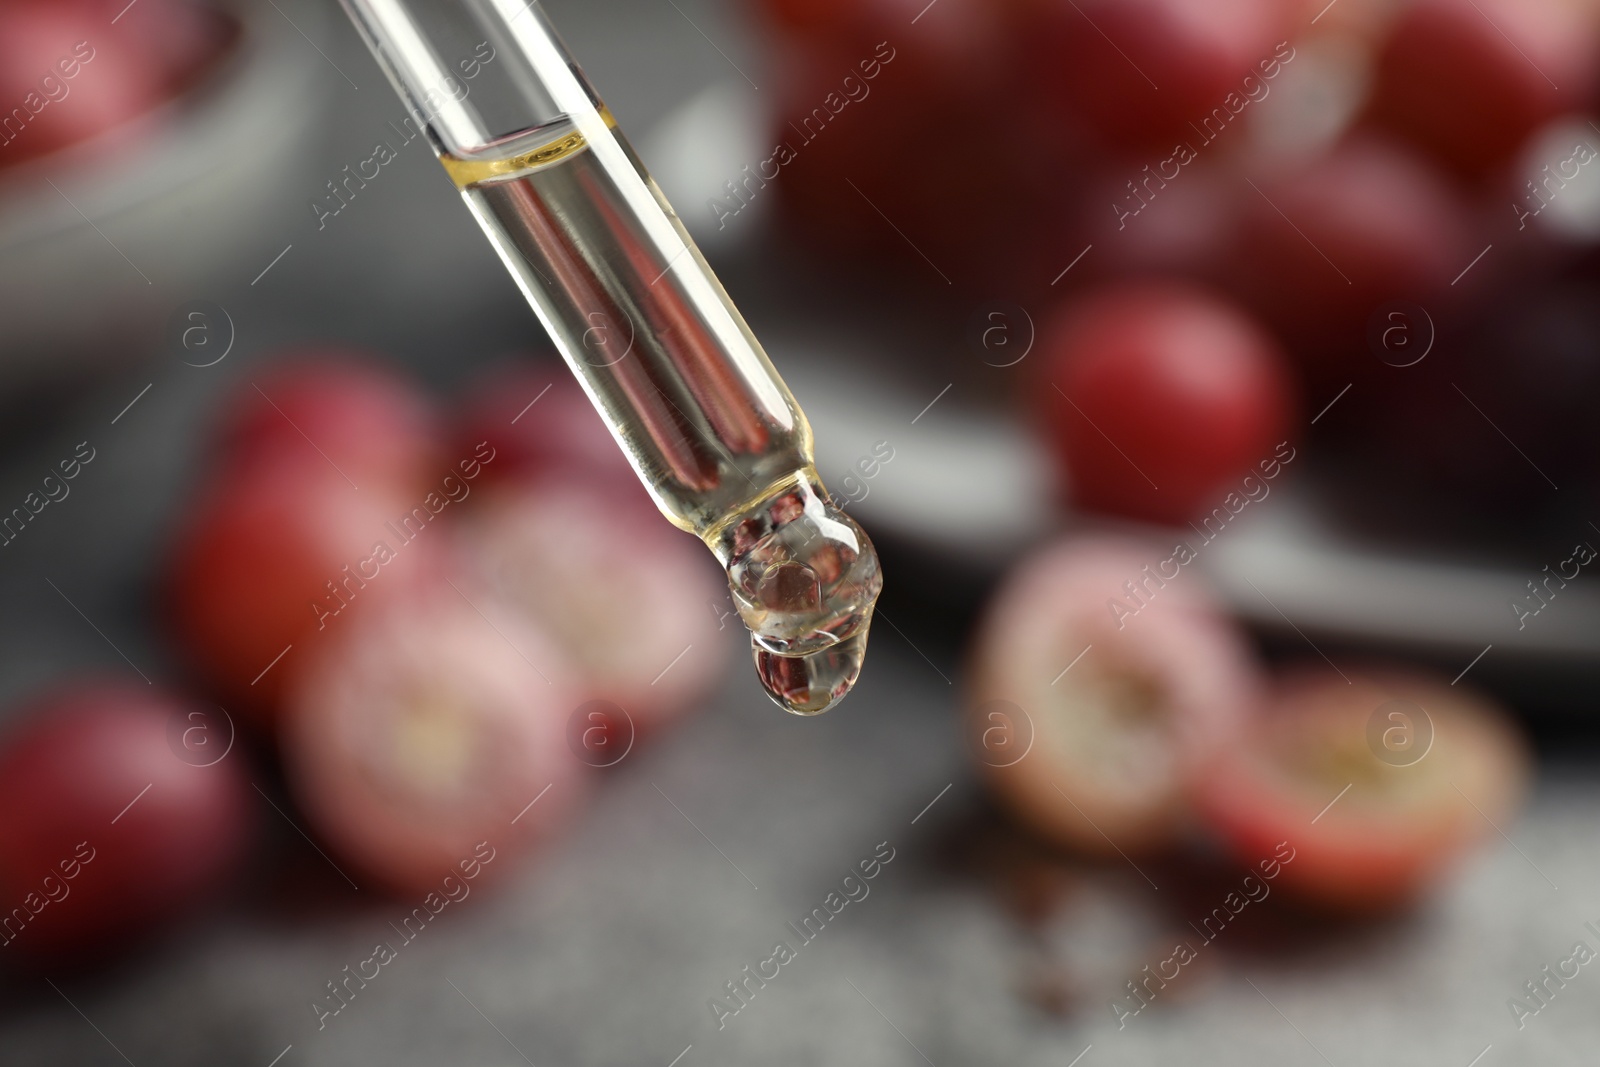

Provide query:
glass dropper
left=336, top=0, right=882, bottom=714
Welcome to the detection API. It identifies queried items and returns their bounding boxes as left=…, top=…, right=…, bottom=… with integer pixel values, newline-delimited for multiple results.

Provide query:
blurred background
left=1, top=0, right=1599, bottom=1062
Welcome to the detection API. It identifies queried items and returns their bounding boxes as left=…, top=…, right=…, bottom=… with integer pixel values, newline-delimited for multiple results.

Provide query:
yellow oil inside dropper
left=340, top=0, right=882, bottom=714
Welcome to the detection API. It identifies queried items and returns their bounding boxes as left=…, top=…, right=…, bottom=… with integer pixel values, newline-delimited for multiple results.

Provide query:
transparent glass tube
left=338, top=0, right=882, bottom=714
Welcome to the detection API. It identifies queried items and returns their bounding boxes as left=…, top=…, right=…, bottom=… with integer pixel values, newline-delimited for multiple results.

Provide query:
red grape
left=1227, top=134, right=1477, bottom=380
left=452, top=362, right=639, bottom=496
left=1020, top=0, right=1302, bottom=151
left=218, top=352, right=440, bottom=494
left=167, top=461, right=437, bottom=718
left=1195, top=667, right=1529, bottom=912
left=969, top=536, right=1262, bottom=854
left=0, top=682, right=253, bottom=962
left=281, top=581, right=586, bottom=895
left=1365, top=0, right=1598, bottom=176
left=1034, top=281, right=1296, bottom=524
left=456, top=478, right=728, bottom=734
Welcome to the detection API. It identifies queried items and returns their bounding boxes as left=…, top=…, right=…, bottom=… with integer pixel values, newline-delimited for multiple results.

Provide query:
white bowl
left=0, top=0, right=330, bottom=386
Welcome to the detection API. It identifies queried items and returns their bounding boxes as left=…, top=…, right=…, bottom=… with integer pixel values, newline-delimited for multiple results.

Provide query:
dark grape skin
left=168, top=355, right=445, bottom=720
left=451, top=363, right=640, bottom=496
left=219, top=353, right=442, bottom=494
left=1363, top=0, right=1599, bottom=179
left=1016, top=0, right=1303, bottom=153
left=760, top=0, right=1058, bottom=285
left=1032, top=281, right=1297, bottom=525
left=166, top=462, right=437, bottom=719
left=1222, top=134, right=1480, bottom=387
left=0, top=683, right=254, bottom=964
left=1338, top=273, right=1600, bottom=531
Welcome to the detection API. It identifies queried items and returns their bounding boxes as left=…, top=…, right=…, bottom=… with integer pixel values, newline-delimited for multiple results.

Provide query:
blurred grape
left=1194, top=666, right=1529, bottom=913
left=0, top=681, right=253, bottom=963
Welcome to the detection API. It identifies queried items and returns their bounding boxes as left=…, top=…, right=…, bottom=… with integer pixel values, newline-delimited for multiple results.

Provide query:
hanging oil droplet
left=752, top=628, right=871, bottom=716
left=714, top=474, right=882, bottom=715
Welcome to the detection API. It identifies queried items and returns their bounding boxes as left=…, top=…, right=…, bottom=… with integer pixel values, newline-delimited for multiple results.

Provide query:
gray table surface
left=1, top=0, right=1597, bottom=1063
